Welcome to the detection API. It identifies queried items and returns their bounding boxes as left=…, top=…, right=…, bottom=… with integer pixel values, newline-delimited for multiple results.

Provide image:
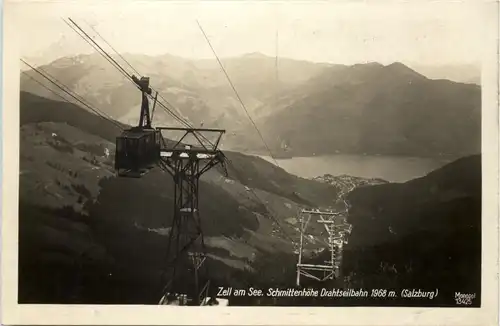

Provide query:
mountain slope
left=18, top=92, right=339, bottom=304
left=249, top=63, right=481, bottom=158
left=342, top=155, right=481, bottom=306
left=410, top=63, right=481, bottom=85
left=22, top=56, right=480, bottom=158
left=19, top=91, right=481, bottom=306
left=20, top=53, right=329, bottom=131
left=20, top=91, right=125, bottom=142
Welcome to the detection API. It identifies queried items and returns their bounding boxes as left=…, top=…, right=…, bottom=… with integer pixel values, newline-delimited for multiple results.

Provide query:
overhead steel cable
left=21, top=71, right=124, bottom=133
left=196, top=21, right=296, bottom=245
left=66, top=18, right=136, bottom=83
left=65, top=17, right=206, bottom=136
left=155, top=93, right=191, bottom=126
left=196, top=20, right=281, bottom=167
left=21, top=59, right=124, bottom=130
left=65, top=18, right=188, bottom=133
left=22, top=71, right=84, bottom=109
left=225, top=156, right=295, bottom=244
left=81, top=20, right=202, bottom=128
left=83, top=20, right=142, bottom=77
left=61, top=18, right=143, bottom=94
left=36, top=64, right=106, bottom=117
left=82, top=19, right=194, bottom=130
left=63, top=17, right=294, bottom=244
left=73, top=18, right=217, bottom=147
left=222, top=156, right=296, bottom=244
left=63, top=19, right=219, bottom=303
left=62, top=18, right=143, bottom=115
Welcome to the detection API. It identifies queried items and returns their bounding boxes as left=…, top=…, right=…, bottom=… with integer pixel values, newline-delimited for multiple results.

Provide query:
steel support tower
left=157, top=127, right=226, bottom=306
left=296, top=209, right=351, bottom=287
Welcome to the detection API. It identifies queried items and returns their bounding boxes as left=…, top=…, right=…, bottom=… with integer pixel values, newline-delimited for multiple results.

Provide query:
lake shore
left=256, top=153, right=455, bottom=183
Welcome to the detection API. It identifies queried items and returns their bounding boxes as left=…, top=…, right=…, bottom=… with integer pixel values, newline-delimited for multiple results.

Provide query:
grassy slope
left=342, top=155, right=481, bottom=306
left=19, top=91, right=481, bottom=306
left=226, top=155, right=482, bottom=307
left=20, top=91, right=125, bottom=142
left=18, top=92, right=339, bottom=304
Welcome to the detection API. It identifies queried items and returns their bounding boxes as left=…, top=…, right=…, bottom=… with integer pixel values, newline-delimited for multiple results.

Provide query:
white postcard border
left=2, top=1, right=498, bottom=325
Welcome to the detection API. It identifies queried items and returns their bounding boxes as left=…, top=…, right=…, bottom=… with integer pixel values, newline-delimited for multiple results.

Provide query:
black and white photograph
left=1, top=0, right=499, bottom=325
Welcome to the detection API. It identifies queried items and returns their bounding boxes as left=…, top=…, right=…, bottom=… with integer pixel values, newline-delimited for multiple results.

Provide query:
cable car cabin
left=115, top=127, right=161, bottom=177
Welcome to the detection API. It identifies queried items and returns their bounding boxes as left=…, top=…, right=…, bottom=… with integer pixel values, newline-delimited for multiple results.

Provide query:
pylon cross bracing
left=157, top=127, right=226, bottom=305
left=296, top=209, right=351, bottom=287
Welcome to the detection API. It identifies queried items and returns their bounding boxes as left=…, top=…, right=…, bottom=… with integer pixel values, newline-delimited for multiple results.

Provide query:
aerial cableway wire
left=24, top=59, right=294, bottom=247
left=64, top=17, right=296, bottom=245
left=65, top=17, right=211, bottom=144
left=83, top=22, right=189, bottom=130
left=65, top=18, right=138, bottom=88
left=20, top=70, right=121, bottom=131
left=20, top=59, right=124, bottom=130
left=80, top=18, right=296, bottom=245
left=22, top=72, right=75, bottom=104
left=222, top=156, right=296, bottom=244
left=83, top=19, right=142, bottom=77
left=67, top=17, right=216, bottom=148
left=196, top=20, right=282, bottom=169
left=82, top=20, right=187, bottom=121
left=65, top=18, right=172, bottom=126
left=83, top=19, right=211, bottom=132
left=36, top=63, right=118, bottom=127
left=21, top=73, right=123, bottom=134
left=78, top=18, right=218, bottom=149
left=195, top=21, right=296, bottom=244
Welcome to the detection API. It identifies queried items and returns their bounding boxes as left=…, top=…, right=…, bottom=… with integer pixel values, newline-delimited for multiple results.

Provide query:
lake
left=259, top=154, right=453, bottom=183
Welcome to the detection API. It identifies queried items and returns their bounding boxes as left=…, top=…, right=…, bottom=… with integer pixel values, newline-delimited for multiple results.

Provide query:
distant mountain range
left=21, top=52, right=481, bottom=158
left=249, top=62, right=481, bottom=158
left=409, top=63, right=481, bottom=85
left=20, top=52, right=328, bottom=128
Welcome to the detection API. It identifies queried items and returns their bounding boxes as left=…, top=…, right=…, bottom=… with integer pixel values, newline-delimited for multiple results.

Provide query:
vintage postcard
left=1, top=0, right=499, bottom=325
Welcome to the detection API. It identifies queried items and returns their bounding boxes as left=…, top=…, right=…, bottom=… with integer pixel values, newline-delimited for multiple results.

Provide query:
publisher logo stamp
left=455, top=292, right=476, bottom=306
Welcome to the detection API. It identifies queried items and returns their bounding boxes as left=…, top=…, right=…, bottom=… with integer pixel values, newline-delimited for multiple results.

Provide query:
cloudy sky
left=8, top=0, right=490, bottom=67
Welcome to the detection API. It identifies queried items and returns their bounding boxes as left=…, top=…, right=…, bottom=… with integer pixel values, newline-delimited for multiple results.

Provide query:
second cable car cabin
left=115, top=127, right=161, bottom=177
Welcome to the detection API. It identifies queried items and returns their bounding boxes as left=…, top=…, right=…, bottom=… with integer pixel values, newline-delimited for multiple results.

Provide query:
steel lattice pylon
left=296, top=209, right=352, bottom=287
left=157, top=127, right=226, bottom=306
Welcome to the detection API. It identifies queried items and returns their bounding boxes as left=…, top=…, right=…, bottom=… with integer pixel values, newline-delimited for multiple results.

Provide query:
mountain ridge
left=243, top=62, right=481, bottom=158
left=341, top=154, right=481, bottom=306
left=21, top=53, right=481, bottom=158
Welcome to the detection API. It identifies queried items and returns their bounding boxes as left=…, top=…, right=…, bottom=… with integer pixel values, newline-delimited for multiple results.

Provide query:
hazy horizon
left=24, top=50, right=482, bottom=69
left=10, top=1, right=487, bottom=69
